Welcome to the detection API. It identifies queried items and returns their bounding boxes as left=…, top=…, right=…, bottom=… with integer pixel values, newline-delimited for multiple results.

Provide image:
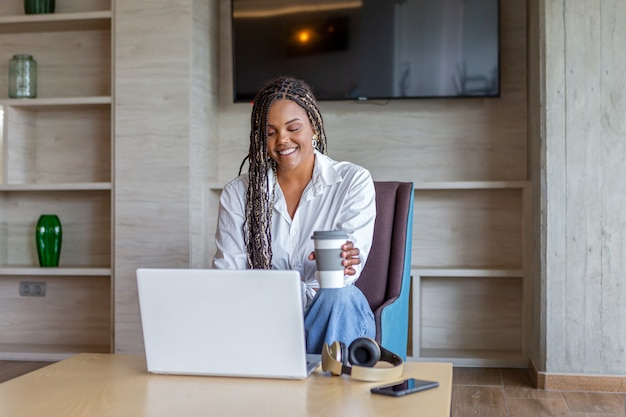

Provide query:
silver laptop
left=136, top=268, right=321, bottom=379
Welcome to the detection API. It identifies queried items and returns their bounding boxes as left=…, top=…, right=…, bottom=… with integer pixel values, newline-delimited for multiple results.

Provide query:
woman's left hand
left=308, top=241, right=361, bottom=276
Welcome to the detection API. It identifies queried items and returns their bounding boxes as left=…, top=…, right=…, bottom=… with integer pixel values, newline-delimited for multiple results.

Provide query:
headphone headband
left=321, top=338, right=404, bottom=382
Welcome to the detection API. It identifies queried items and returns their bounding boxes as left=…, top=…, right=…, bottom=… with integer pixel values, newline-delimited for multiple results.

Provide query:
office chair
left=356, top=181, right=414, bottom=359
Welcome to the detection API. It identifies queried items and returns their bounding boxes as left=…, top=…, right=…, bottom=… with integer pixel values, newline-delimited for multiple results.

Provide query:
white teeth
left=278, top=148, right=296, bottom=155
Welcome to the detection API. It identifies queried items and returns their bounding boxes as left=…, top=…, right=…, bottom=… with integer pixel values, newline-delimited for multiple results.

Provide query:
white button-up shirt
left=213, top=151, right=376, bottom=307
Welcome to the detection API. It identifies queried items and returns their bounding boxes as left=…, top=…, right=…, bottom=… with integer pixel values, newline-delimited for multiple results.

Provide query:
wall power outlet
left=19, top=281, right=46, bottom=297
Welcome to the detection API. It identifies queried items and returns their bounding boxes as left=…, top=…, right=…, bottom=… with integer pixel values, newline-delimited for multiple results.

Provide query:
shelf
left=0, top=182, right=111, bottom=191
left=0, top=343, right=110, bottom=362
left=207, top=180, right=530, bottom=191
left=0, top=96, right=111, bottom=109
left=0, top=11, right=111, bottom=33
left=415, top=348, right=526, bottom=368
left=413, top=181, right=529, bottom=190
left=412, top=268, right=524, bottom=278
left=0, top=267, right=111, bottom=276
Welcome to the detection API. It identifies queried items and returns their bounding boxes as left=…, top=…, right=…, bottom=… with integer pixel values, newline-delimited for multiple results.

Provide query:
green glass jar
left=24, top=0, right=55, bottom=14
left=35, top=214, right=62, bottom=267
left=8, top=54, right=37, bottom=98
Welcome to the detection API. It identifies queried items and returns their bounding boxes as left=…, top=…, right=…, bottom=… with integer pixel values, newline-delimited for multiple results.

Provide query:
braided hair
left=242, top=76, right=328, bottom=269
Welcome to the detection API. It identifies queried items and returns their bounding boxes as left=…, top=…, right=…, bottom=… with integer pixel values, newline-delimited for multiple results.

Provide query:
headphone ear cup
left=347, top=337, right=381, bottom=368
left=324, top=341, right=348, bottom=376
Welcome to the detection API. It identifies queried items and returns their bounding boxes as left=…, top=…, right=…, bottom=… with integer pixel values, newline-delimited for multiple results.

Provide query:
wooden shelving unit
left=408, top=181, right=531, bottom=366
left=0, top=0, right=113, bottom=361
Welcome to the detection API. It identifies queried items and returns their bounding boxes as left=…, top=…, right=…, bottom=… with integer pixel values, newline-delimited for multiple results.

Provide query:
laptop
left=136, top=268, right=321, bottom=379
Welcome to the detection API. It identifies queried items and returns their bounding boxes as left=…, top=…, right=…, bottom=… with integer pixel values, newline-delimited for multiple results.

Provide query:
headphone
left=321, top=337, right=404, bottom=382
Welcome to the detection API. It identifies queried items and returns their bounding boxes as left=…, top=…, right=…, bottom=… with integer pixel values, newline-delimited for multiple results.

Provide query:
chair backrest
left=356, top=181, right=414, bottom=353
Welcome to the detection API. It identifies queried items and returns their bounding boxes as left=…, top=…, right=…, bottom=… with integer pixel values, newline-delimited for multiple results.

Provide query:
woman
left=213, top=76, right=376, bottom=354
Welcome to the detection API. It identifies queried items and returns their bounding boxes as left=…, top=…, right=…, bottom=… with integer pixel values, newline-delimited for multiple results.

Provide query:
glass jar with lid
left=8, top=54, right=37, bottom=98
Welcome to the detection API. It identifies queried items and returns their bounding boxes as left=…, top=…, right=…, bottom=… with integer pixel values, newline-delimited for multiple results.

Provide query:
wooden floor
left=2, top=362, right=626, bottom=416
left=453, top=367, right=626, bottom=417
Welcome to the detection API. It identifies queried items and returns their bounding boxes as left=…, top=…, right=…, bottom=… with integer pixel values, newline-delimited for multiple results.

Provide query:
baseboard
left=529, top=357, right=626, bottom=392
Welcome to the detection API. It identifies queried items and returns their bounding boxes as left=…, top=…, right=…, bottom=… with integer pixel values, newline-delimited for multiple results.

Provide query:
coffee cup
left=311, top=230, right=348, bottom=288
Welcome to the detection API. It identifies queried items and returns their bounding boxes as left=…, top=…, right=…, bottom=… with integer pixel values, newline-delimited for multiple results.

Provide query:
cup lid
left=311, top=230, right=348, bottom=239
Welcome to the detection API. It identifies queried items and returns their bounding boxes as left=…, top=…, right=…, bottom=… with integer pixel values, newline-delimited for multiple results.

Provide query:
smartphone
left=370, top=378, right=439, bottom=397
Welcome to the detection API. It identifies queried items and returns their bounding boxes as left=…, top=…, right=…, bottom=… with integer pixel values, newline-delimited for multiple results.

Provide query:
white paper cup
left=311, top=230, right=348, bottom=289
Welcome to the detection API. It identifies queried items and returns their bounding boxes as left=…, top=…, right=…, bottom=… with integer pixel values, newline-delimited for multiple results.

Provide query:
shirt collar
left=266, top=150, right=343, bottom=202
left=310, top=150, right=342, bottom=197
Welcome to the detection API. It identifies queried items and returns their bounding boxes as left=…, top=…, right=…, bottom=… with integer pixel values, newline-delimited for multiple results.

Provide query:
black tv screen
left=232, top=0, right=500, bottom=102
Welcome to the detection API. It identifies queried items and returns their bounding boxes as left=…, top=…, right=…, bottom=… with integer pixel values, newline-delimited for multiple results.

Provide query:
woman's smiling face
left=266, top=99, right=316, bottom=173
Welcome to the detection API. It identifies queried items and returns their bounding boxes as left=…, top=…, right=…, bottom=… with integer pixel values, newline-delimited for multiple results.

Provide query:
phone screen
left=370, top=378, right=439, bottom=397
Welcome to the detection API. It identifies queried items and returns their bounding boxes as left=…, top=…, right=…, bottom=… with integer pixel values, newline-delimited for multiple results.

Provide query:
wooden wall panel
left=190, top=0, right=220, bottom=268
left=217, top=0, right=527, bottom=184
left=114, top=0, right=529, bottom=357
left=114, top=0, right=194, bottom=353
left=527, top=0, right=545, bottom=373
left=207, top=0, right=530, bottom=367
left=114, top=0, right=220, bottom=354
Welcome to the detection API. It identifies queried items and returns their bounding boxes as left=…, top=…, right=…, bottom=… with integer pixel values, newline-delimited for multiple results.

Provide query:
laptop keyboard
left=306, top=354, right=322, bottom=374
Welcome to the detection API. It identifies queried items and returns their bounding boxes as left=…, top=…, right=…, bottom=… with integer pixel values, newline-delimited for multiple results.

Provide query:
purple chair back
left=356, top=181, right=413, bottom=341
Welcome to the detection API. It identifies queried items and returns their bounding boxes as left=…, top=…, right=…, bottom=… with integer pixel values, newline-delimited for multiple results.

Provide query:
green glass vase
left=35, top=214, right=62, bottom=267
left=24, top=0, right=55, bottom=14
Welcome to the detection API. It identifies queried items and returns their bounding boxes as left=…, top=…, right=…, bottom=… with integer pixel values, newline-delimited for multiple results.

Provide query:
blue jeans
left=304, top=285, right=376, bottom=354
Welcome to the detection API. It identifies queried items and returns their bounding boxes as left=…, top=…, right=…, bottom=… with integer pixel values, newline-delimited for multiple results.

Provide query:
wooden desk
left=0, top=354, right=452, bottom=417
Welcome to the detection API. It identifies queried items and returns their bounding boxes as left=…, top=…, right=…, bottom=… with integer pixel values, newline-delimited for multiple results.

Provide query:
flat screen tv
left=232, top=0, right=500, bottom=102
